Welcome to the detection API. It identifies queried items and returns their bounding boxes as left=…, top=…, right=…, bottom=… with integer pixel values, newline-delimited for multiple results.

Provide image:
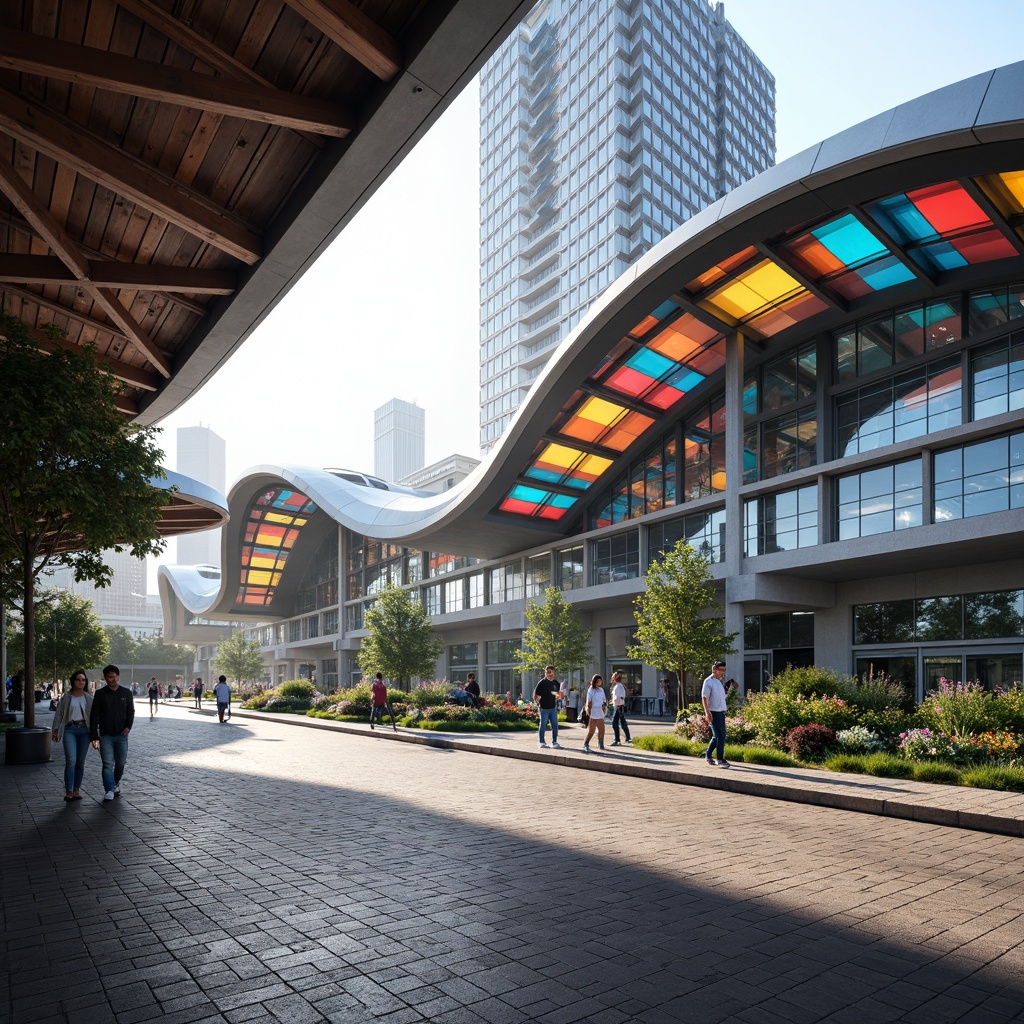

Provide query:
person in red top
left=370, top=672, right=390, bottom=730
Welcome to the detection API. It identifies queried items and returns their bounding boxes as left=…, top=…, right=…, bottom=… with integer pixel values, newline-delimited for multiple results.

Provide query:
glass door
left=923, top=653, right=963, bottom=695
left=966, top=652, right=1024, bottom=690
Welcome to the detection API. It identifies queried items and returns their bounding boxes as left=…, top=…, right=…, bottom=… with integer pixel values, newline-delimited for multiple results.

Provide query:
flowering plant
left=835, top=725, right=888, bottom=753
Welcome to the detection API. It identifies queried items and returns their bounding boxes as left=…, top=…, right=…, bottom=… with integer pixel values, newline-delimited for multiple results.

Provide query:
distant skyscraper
left=478, top=0, right=776, bottom=450
left=374, top=399, right=425, bottom=482
left=176, top=425, right=226, bottom=567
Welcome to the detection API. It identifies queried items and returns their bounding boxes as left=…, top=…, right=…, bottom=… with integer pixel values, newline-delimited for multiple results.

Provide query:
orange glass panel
left=686, top=245, right=758, bottom=293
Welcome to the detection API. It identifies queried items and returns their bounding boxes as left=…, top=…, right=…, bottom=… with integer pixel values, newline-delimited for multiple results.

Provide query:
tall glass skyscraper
left=479, top=0, right=776, bottom=450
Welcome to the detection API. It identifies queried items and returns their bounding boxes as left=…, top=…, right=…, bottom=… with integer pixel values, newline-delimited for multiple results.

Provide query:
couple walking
left=534, top=667, right=630, bottom=753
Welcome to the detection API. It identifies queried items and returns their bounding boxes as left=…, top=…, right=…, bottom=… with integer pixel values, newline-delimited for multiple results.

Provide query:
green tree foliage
left=133, top=633, right=196, bottom=667
left=359, top=584, right=443, bottom=689
left=103, top=625, right=139, bottom=665
left=214, top=630, right=265, bottom=684
left=8, top=591, right=108, bottom=686
left=0, top=315, right=167, bottom=726
left=514, top=587, right=591, bottom=679
left=627, top=540, right=736, bottom=709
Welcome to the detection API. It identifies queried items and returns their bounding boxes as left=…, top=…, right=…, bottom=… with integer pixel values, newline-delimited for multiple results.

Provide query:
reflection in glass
left=854, top=601, right=915, bottom=644
left=964, top=590, right=1024, bottom=639
left=916, top=595, right=963, bottom=641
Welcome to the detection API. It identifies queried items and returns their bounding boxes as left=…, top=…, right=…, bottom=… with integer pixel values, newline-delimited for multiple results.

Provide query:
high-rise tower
left=176, top=425, right=226, bottom=567
left=374, top=399, right=426, bottom=483
left=478, top=0, right=776, bottom=450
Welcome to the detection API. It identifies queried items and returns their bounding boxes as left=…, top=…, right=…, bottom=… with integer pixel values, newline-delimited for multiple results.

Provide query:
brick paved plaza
left=3, top=705, right=1024, bottom=1024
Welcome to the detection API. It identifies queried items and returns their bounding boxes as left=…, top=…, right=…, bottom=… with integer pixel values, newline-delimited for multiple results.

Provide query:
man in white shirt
left=609, top=671, right=631, bottom=746
left=701, top=661, right=735, bottom=767
left=213, top=676, right=231, bottom=723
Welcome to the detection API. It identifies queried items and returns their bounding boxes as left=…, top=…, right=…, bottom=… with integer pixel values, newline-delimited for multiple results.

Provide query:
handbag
left=578, top=708, right=589, bottom=726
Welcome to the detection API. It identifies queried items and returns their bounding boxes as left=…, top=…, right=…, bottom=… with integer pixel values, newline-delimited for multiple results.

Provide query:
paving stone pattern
left=2, top=705, right=1024, bottom=1024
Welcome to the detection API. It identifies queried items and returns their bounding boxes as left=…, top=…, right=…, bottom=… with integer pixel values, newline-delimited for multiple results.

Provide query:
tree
left=103, top=625, right=139, bottom=665
left=133, top=633, right=196, bottom=667
left=627, top=540, right=737, bottom=710
left=8, top=591, right=108, bottom=686
left=215, top=630, right=265, bottom=685
left=0, top=314, right=167, bottom=728
left=515, top=587, right=591, bottom=683
left=359, top=584, right=443, bottom=689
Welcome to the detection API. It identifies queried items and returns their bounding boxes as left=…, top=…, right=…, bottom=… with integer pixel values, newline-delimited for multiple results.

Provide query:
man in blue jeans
left=534, top=666, right=563, bottom=750
left=702, top=660, right=736, bottom=767
left=90, top=664, right=135, bottom=801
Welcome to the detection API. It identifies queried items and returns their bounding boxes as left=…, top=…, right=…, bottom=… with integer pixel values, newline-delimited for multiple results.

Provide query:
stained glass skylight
left=695, top=257, right=829, bottom=336
left=237, top=488, right=318, bottom=607
left=779, top=213, right=916, bottom=300
left=867, top=181, right=1017, bottom=274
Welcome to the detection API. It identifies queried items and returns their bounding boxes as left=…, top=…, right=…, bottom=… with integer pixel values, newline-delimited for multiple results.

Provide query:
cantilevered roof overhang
left=161, top=61, right=1024, bottom=621
left=0, top=1, right=534, bottom=421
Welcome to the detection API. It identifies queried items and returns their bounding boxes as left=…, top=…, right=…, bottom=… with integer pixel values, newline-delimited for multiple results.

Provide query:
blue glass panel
left=814, top=214, right=884, bottom=265
left=510, top=484, right=548, bottom=503
left=525, top=467, right=562, bottom=485
left=859, top=258, right=915, bottom=291
left=651, top=300, right=678, bottom=321
left=548, top=493, right=577, bottom=509
left=666, top=368, right=705, bottom=391
left=628, top=347, right=676, bottom=379
left=914, top=241, right=967, bottom=272
left=871, top=196, right=935, bottom=243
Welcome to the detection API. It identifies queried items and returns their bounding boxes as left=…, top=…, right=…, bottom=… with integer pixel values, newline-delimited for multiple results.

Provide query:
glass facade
left=479, top=0, right=775, bottom=450
left=649, top=509, right=726, bottom=565
left=855, top=590, right=1024, bottom=644
left=934, top=431, right=1024, bottom=522
left=744, top=485, right=817, bottom=556
left=591, top=531, right=640, bottom=585
left=837, top=459, right=922, bottom=540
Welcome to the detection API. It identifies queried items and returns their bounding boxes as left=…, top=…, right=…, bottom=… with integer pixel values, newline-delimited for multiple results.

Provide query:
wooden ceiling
left=0, top=0, right=530, bottom=420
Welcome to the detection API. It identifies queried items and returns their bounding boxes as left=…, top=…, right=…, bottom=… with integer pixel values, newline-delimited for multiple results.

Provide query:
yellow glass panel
left=264, top=512, right=296, bottom=525
left=250, top=553, right=278, bottom=569
left=246, top=570, right=273, bottom=586
left=256, top=528, right=284, bottom=546
left=538, top=443, right=582, bottom=469
left=999, top=170, right=1024, bottom=207
left=579, top=453, right=613, bottom=476
left=704, top=260, right=804, bottom=320
left=578, top=395, right=626, bottom=426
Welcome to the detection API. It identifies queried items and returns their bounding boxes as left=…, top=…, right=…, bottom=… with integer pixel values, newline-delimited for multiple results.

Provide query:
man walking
left=192, top=677, right=204, bottom=709
left=533, top=665, right=563, bottom=749
left=609, top=671, right=631, bottom=746
left=702, top=661, right=736, bottom=767
left=213, top=675, right=231, bottom=723
left=90, top=664, right=135, bottom=801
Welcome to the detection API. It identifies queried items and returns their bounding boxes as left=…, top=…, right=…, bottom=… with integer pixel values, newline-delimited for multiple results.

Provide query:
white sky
left=148, top=0, right=1024, bottom=589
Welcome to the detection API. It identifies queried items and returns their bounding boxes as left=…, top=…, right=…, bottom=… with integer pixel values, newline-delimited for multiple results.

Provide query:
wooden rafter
left=281, top=0, right=401, bottom=80
left=0, top=281, right=128, bottom=344
left=33, top=330, right=161, bottom=392
left=0, top=29, right=353, bottom=137
left=0, top=254, right=236, bottom=294
left=0, top=153, right=174, bottom=377
left=0, top=89, right=262, bottom=264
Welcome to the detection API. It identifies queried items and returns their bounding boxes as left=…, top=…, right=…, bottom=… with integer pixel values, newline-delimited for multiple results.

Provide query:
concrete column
left=724, top=329, right=746, bottom=688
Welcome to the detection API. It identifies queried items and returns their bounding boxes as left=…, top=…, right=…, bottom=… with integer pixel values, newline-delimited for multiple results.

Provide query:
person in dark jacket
left=90, top=665, right=135, bottom=802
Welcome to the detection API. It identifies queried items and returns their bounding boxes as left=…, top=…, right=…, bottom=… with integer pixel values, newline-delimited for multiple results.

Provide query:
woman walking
left=582, top=674, right=608, bottom=753
left=51, top=670, right=93, bottom=801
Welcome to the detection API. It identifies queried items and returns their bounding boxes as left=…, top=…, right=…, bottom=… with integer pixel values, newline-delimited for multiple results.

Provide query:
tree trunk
left=22, top=552, right=35, bottom=729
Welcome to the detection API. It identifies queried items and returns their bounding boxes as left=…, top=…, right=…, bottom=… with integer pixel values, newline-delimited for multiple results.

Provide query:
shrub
left=918, top=678, right=998, bottom=737
left=768, top=665, right=854, bottom=700
left=835, top=725, right=887, bottom=753
left=631, top=734, right=700, bottom=755
left=850, top=669, right=914, bottom=713
left=405, top=683, right=454, bottom=708
left=262, top=696, right=298, bottom=712
left=241, top=691, right=274, bottom=710
left=992, top=685, right=1024, bottom=732
left=912, top=762, right=962, bottom=785
left=862, top=753, right=914, bottom=778
left=782, top=724, right=837, bottom=760
left=897, top=728, right=961, bottom=762
left=278, top=679, right=316, bottom=700
left=823, top=753, right=868, bottom=774
left=960, top=765, right=1024, bottom=792
left=743, top=691, right=857, bottom=743
left=854, top=705, right=920, bottom=738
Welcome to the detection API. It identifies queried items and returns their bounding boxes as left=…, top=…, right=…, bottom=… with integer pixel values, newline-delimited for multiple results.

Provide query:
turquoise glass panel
left=917, top=241, right=968, bottom=272
left=871, top=195, right=936, bottom=243
left=628, top=347, right=676, bottom=379
left=666, top=368, right=705, bottom=391
left=549, top=493, right=576, bottom=509
left=860, top=257, right=915, bottom=291
left=510, top=484, right=548, bottom=503
left=814, top=214, right=884, bottom=265
left=651, top=300, right=678, bottom=322
left=525, top=467, right=562, bottom=485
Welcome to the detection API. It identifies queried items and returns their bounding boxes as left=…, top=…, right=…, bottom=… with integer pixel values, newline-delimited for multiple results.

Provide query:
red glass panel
left=909, top=182, right=988, bottom=235
left=948, top=229, right=1017, bottom=264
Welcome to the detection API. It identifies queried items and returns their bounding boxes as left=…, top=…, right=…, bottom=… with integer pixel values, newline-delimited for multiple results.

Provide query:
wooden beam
left=0, top=88, right=262, bottom=264
left=0, top=281, right=129, bottom=344
left=0, top=253, right=236, bottom=293
left=0, top=29, right=353, bottom=137
left=33, top=330, right=161, bottom=391
left=114, top=392, right=139, bottom=416
left=281, top=0, right=401, bottom=80
left=0, top=152, right=174, bottom=377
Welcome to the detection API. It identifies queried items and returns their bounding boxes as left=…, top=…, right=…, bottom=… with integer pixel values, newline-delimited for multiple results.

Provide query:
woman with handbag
left=582, top=674, right=608, bottom=753
left=52, top=670, right=94, bottom=801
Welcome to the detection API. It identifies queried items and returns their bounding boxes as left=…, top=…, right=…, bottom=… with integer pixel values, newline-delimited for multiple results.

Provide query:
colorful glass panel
left=867, top=181, right=1017, bottom=275
left=236, top=487, right=318, bottom=607
left=780, top=213, right=916, bottom=300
